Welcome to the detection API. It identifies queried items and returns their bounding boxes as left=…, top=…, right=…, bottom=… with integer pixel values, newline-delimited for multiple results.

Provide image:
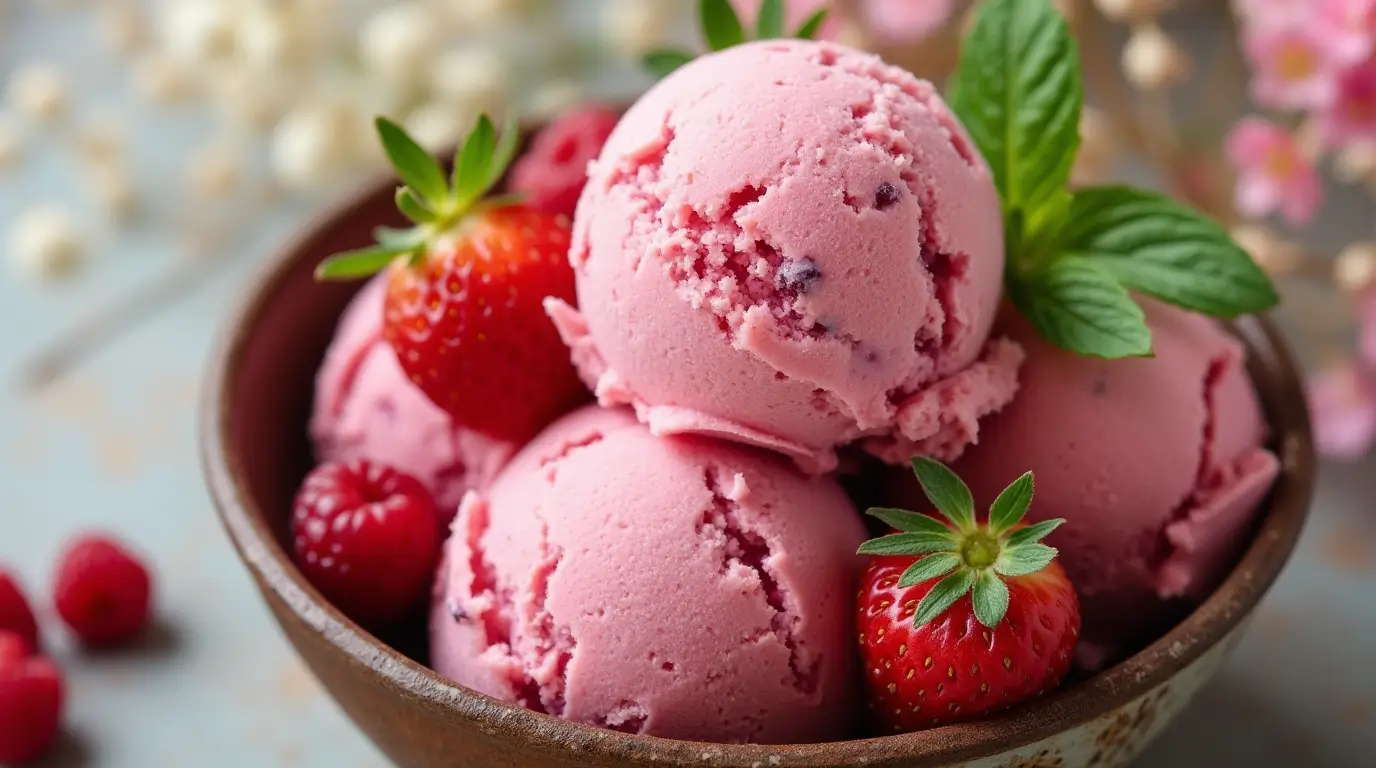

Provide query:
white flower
left=1121, top=23, right=1189, bottom=90
left=190, top=142, right=241, bottom=198
left=10, top=206, right=84, bottom=281
left=90, top=166, right=138, bottom=221
left=132, top=53, right=196, bottom=104
left=235, top=5, right=303, bottom=71
left=358, top=3, right=439, bottom=88
left=525, top=79, right=584, bottom=121
left=271, top=102, right=361, bottom=191
left=98, top=3, right=146, bottom=57
left=1336, top=242, right=1376, bottom=294
left=600, top=0, right=676, bottom=56
left=431, top=46, right=510, bottom=111
left=161, top=0, right=238, bottom=65
left=7, top=64, right=67, bottom=121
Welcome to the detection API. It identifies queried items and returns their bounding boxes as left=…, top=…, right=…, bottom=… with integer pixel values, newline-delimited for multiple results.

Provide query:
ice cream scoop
left=430, top=405, right=866, bottom=744
left=546, top=39, right=1020, bottom=474
left=310, top=277, right=517, bottom=519
left=888, top=300, right=1281, bottom=671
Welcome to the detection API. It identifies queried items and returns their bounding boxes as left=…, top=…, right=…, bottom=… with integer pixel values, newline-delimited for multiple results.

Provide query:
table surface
left=3, top=5, right=1375, bottom=768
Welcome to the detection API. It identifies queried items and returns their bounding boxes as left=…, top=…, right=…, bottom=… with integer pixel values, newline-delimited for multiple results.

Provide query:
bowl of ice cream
left=202, top=2, right=1314, bottom=765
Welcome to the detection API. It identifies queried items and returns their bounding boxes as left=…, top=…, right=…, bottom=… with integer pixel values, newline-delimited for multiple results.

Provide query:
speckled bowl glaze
left=201, top=164, right=1315, bottom=767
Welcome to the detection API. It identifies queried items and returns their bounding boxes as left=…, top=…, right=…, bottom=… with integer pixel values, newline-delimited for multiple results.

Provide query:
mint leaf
left=995, top=543, right=1058, bottom=577
left=794, top=9, right=828, bottom=39
left=1010, top=256, right=1152, bottom=358
left=756, top=0, right=784, bottom=39
left=972, top=571, right=1011, bottom=628
left=898, top=553, right=962, bottom=588
left=700, top=0, right=746, bottom=51
left=913, top=569, right=976, bottom=627
left=988, top=471, right=1034, bottom=534
left=1007, top=518, right=1064, bottom=548
left=455, top=115, right=497, bottom=207
left=910, top=457, right=976, bottom=532
left=375, top=117, right=448, bottom=206
left=947, top=0, right=1081, bottom=218
left=866, top=507, right=955, bottom=536
left=314, top=244, right=412, bottom=281
left=643, top=50, right=695, bottom=78
left=857, top=533, right=957, bottom=556
left=1060, top=186, right=1280, bottom=317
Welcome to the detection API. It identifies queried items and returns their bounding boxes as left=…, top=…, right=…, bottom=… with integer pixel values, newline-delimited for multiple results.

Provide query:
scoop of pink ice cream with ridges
left=311, top=277, right=518, bottom=520
left=430, top=405, right=865, bottom=744
left=545, top=39, right=1021, bottom=474
left=891, top=300, right=1280, bottom=672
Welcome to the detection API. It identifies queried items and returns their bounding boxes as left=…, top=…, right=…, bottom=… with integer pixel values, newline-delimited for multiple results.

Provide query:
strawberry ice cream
left=430, top=405, right=866, bottom=743
left=311, top=277, right=518, bottom=519
left=545, top=39, right=1021, bottom=474
left=894, top=300, right=1281, bottom=671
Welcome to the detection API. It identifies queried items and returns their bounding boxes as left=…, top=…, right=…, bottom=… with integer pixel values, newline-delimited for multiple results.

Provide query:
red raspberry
left=53, top=535, right=153, bottom=648
left=291, top=460, right=441, bottom=628
left=0, top=570, right=39, bottom=654
left=508, top=105, right=620, bottom=218
left=0, top=632, right=64, bottom=765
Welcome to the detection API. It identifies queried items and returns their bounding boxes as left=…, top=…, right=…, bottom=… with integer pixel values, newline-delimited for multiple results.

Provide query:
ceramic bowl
left=201, top=170, right=1315, bottom=767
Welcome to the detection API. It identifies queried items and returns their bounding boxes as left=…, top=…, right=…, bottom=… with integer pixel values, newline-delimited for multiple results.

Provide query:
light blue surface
left=2, top=3, right=1374, bottom=767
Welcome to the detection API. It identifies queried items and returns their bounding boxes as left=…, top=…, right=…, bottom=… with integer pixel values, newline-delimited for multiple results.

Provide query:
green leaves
left=376, top=117, right=448, bottom=206
left=313, top=244, right=412, bottom=280
left=1059, top=187, right=1279, bottom=317
left=909, top=457, right=976, bottom=532
left=996, top=544, right=1059, bottom=577
left=948, top=0, right=1081, bottom=217
left=914, top=570, right=976, bottom=627
left=899, top=553, right=961, bottom=588
left=1009, top=256, right=1153, bottom=359
left=866, top=507, right=956, bottom=537
left=947, top=0, right=1280, bottom=359
left=988, top=471, right=1033, bottom=533
left=642, top=0, right=831, bottom=79
left=858, top=533, right=957, bottom=557
left=972, top=571, right=1011, bottom=628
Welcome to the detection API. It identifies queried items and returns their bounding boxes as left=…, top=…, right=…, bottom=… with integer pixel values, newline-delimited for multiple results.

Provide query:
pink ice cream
left=545, top=39, right=1021, bottom=474
left=893, top=300, right=1281, bottom=671
left=430, top=405, right=866, bottom=743
left=311, top=277, right=518, bottom=518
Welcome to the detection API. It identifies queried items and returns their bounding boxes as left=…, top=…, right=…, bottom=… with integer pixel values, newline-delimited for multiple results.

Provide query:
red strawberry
left=508, top=105, right=619, bottom=218
left=316, top=115, right=585, bottom=443
left=53, top=535, right=153, bottom=648
left=856, top=458, right=1080, bottom=733
left=0, top=570, right=40, bottom=654
left=0, top=632, right=64, bottom=765
left=291, top=460, right=440, bottom=628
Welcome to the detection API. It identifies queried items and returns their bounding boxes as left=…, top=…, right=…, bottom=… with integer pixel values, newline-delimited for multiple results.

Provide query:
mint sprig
left=314, top=114, right=523, bottom=281
left=642, top=0, right=829, bottom=79
left=948, top=0, right=1279, bottom=358
left=857, top=458, right=1062, bottom=629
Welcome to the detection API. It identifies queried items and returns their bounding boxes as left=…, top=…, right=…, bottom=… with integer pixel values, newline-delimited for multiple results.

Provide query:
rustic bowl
left=201, top=170, right=1315, bottom=767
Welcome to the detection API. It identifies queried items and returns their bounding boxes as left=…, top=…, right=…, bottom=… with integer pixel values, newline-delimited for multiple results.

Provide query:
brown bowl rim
left=201, top=176, right=1316, bottom=767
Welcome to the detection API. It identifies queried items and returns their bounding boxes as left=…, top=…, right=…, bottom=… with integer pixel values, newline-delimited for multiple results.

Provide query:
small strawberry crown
left=642, top=0, right=830, bottom=79
left=314, top=114, right=524, bottom=282
left=858, top=457, right=1067, bottom=629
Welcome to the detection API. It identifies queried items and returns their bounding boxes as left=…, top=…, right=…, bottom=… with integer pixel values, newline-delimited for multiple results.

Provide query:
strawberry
left=508, top=105, right=620, bottom=218
left=856, top=458, right=1080, bottom=733
left=316, top=115, right=584, bottom=443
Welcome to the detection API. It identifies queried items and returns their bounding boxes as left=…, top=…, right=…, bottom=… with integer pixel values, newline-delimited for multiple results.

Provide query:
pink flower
left=1225, top=117, right=1323, bottom=225
left=860, top=0, right=955, bottom=44
left=730, top=0, right=840, bottom=40
left=1307, top=361, right=1376, bottom=460
left=1322, top=56, right=1376, bottom=146
left=1243, top=19, right=1350, bottom=109
left=1318, top=0, right=1376, bottom=61
left=1234, top=0, right=1310, bottom=24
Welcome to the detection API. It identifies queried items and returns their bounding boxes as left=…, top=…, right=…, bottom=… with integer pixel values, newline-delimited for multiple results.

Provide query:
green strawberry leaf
left=642, top=50, right=696, bottom=78
left=793, top=9, right=829, bottom=39
left=701, top=0, right=746, bottom=51
left=1009, top=256, right=1153, bottom=359
left=395, top=188, right=435, bottom=225
left=897, top=553, right=962, bottom=588
left=995, top=543, right=1059, bottom=577
left=947, top=0, right=1082, bottom=220
left=314, top=244, right=413, bottom=281
left=756, top=0, right=785, bottom=39
left=1059, top=186, right=1280, bottom=317
left=375, top=117, right=449, bottom=207
left=910, top=457, right=977, bottom=532
left=1006, top=518, right=1064, bottom=548
left=483, top=114, right=523, bottom=200
left=374, top=225, right=425, bottom=249
left=913, top=569, right=976, bottom=627
left=972, top=571, right=1011, bottom=628
left=455, top=115, right=497, bottom=207
left=988, top=470, right=1034, bottom=534
left=866, top=507, right=956, bottom=536
left=857, top=532, right=959, bottom=557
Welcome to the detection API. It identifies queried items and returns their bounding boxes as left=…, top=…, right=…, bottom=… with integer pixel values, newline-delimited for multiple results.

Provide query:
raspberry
left=53, top=535, right=153, bottom=648
left=508, top=105, right=620, bottom=218
left=291, top=460, right=441, bottom=628
left=0, top=570, right=39, bottom=654
left=0, top=633, right=63, bottom=765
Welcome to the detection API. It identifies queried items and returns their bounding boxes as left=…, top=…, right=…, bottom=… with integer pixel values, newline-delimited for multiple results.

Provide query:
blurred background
left=1, top=0, right=1373, bottom=765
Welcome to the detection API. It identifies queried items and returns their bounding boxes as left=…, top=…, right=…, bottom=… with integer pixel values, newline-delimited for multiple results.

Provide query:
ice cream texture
left=311, top=277, right=518, bottom=518
left=430, top=405, right=866, bottom=743
left=900, top=300, right=1281, bottom=671
left=546, top=39, right=1021, bottom=474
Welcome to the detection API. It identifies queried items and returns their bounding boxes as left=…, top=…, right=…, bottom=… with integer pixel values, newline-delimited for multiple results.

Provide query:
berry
left=0, top=633, right=64, bottom=765
left=508, top=105, right=619, bottom=218
left=53, top=535, right=153, bottom=648
left=291, top=460, right=441, bottom=628
left=856, top=458, right=1080, bottom=733
left=0, top=570, right=40, bottom=654
left=316, top=115, right=586, bottom=443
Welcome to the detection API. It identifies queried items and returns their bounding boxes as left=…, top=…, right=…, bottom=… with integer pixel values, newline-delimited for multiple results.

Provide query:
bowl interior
left=205, top=177, right=1315, bottom=765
